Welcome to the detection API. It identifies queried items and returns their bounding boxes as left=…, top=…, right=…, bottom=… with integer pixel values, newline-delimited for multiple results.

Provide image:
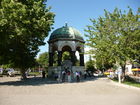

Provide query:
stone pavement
left=0, top=77, right=140, bottom=105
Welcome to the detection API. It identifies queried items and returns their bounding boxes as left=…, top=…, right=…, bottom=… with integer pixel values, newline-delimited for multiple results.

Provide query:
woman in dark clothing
left=42, top=70, right=46, bottom=79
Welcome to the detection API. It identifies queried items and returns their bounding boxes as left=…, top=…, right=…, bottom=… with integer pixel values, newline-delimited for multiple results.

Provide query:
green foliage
left=75, top=60, right=80, bottom=66
left=0, top=0, right=55, bottom=79
left=29, top=72, right=41, bottom=76
left=0, top=64, right=13, bottom=69
left=113, top=76, right=140, bottom=88
left=62, top=51, right=71, bottom=61
left=85, top=7, right=140, bottom=74
left=85, top=56, right=96, bottom=72
left=37, top=52, right=49, bottom=67
left=62, top=51, right=79, bottom=65
left=123, top=80, right=140, bottom=88
left=53, top=51, right=58, bottom=66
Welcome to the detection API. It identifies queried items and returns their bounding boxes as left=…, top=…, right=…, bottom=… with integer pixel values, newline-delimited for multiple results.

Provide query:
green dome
left=49, top=24, right=84, bottom=41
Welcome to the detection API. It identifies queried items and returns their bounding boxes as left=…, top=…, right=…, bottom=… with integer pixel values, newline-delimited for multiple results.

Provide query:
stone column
left=71, top=51, right=76, bottom=66
left=80, top=53, right=84, bottom=66
left=58, top=51, right=62, bottom=66
left=49, top=52, right=54, bottom=66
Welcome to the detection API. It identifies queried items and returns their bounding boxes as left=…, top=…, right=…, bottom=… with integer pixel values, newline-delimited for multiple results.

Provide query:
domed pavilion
left=48, top=23, right=85, bottom=77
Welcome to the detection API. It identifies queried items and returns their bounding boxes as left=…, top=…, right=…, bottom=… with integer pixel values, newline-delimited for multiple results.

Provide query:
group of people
left=42, top=69, right=92, bottom=82
left=61, top=70, right=81, bottom=82
left=0, top=68, right=15, bottom=77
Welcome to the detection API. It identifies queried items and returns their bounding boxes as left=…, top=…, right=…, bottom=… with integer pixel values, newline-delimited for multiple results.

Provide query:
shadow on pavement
left=0, top=76, right=106, bottom=86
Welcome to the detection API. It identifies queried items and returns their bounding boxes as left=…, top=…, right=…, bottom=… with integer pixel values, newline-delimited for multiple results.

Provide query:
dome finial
left=65, top=22, right=68, bottom=27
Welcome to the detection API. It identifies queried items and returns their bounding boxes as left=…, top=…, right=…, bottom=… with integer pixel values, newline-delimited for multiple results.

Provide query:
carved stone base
left=48, top=66, right=85, bottom=77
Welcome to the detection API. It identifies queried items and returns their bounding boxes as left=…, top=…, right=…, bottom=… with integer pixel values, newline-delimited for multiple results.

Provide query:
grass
left=112, top=78, right=140, bottom=88
left=123, top=81, right=140, bottom=88
left=29, top=72, right=41, bottom=76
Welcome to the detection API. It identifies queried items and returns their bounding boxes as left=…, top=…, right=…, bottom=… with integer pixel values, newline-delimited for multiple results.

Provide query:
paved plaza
left=0, top=77, right=140, bottom=105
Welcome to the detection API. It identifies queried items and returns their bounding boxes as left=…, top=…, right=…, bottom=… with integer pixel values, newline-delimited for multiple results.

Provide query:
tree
left=85, top=56, right=96, bottom=73
left=62, top=51, right=79, bottom=66
left=85, top=7, right=140, bottom=81
left=62, top=51, right=71, bottom=61
left=37, top=52, right=49, bottom=68
left=0, top=0, right=55, bottom=79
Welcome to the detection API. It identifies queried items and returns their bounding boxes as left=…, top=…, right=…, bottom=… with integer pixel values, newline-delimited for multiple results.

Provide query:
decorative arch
left=58, top=41, right=75, bottom=51
left=62, top=45, right=72, bottom=52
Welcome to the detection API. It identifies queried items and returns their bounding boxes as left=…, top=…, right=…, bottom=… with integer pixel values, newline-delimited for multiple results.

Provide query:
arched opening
left=62, top=51, right=71, bottom=61
left=61, top=45, right=76, bottom=66
left=75, top=51, right=80, bottom=66
left=62, top=45, right=72, bottom=52
left=53, top=51, right=58, bottom=66
left=62, top=46, right=72, bottom=63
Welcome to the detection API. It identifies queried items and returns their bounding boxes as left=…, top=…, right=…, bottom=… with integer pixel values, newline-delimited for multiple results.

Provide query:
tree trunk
left=121, top=64, right=126, bottom=82
left=20, top=68, right=27, bottom=80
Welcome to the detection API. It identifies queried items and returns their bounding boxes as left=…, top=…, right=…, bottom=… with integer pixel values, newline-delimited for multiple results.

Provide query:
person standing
left=62, top=70, right=66, bottom=82
left=67, top=70, right=71, bottom=82
left=84, top=70, right=87, bottom=79
left=42, top=70, right=46, bottom=79
left=76, top=71, right=80, bottom=82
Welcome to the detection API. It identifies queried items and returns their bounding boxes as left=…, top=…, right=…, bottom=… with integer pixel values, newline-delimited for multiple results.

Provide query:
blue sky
left=37, top=0, right=140, bottom=58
